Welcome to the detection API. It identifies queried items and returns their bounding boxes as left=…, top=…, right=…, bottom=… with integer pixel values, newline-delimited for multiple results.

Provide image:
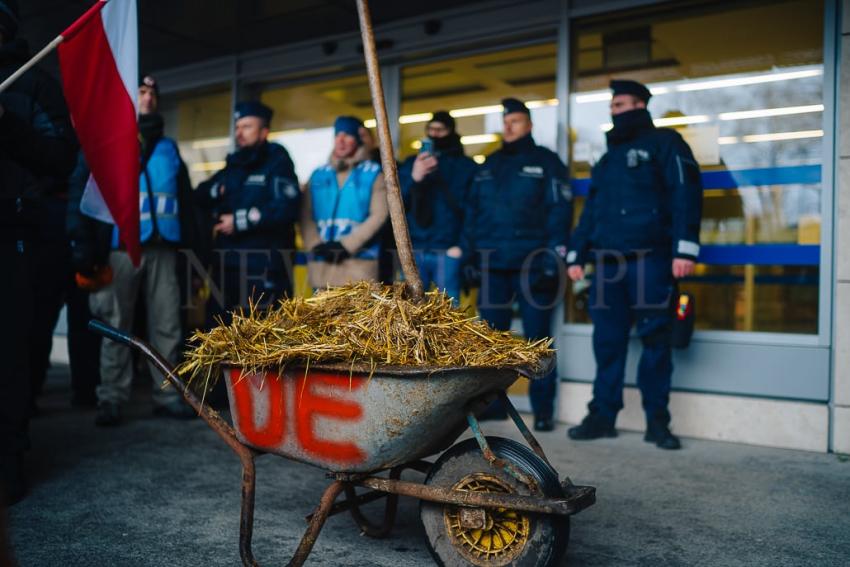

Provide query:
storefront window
left=400, top=43, right=558, bottom=163
left=566, top=0, right=824, bottom=334
left=160, top=87, right=233, bottom=188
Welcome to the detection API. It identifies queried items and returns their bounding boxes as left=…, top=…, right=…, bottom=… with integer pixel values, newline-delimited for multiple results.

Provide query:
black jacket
left=0, top=39, right=77, bottom=245
left=195, top=141, right=300, bottom=273
left=398, top=137, right=476, bottom=252
left=567, top=109, right=703, bottom=265
left=464, top=134, right=573, bottom=271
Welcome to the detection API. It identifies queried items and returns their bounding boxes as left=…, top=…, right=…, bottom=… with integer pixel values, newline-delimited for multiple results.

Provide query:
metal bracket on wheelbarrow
left=466, top=409, right=540, bottom=492
left=463, top=391, right=559, bottom=493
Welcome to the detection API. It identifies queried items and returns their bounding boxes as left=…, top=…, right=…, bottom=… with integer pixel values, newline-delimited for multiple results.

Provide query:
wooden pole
left=355, top=0, right=425, bottom=302
left=0, top=35, right=64, bottom=94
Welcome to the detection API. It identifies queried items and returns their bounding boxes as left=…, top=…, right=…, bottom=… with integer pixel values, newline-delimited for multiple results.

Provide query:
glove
left=461, top=262, right=481, bottom=294
left=529, top=253, right=565, bottom=293
left=312, top=241, right=351, bottom=265
left=75, top=265, right=114, bottom=292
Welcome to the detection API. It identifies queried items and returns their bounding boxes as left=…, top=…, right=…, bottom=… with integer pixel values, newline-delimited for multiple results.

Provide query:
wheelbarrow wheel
left=420, top=436, right=569, bottom=567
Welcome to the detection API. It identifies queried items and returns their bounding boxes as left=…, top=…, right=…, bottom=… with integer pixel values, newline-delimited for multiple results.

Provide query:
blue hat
left=501, top=98, right=530, bottom=117
left=610, top=79, right=652, bottom=103
left=334, top=115, right=363, bottom=146
left=234, top=101, right=273, bottom=125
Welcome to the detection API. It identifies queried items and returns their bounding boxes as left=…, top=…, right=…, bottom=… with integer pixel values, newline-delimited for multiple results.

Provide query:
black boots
left=567, top=413, right=617, bottom=440
left=95, top=402, right=121, bottom=427
left=0, top=454, right=26, bottom=506
left=534, top=417, right=555, bottom=432
left=645, top=418, right=681, bottom=450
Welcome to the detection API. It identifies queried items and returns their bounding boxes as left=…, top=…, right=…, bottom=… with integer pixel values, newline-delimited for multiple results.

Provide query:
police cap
left=610, top=79, right=652, bottom=103
left=501, top=98, right=530, bottom=117
left=234, top=101, right=273, bottom=125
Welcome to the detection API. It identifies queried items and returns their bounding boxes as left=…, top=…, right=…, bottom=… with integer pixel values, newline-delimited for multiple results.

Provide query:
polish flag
left=58, top=0, right=141, bottom=265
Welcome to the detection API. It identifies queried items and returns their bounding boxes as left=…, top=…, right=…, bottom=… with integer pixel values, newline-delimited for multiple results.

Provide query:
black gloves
left=461, top=261, right=481, bottom=294
left=529, top=253, right=566, bottom=293
left=312, top=241, right=351, bottom=264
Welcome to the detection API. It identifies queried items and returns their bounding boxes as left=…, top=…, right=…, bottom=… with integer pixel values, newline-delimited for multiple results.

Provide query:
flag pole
left=355, top=0, right=425, bottom=302
left=0, top=0, right=109, bottom=95
left=0, top=36, right=63, bottom=94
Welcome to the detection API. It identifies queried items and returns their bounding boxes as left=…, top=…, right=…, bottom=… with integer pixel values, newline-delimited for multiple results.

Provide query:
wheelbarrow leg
left=239, top=454, right=258, bottom=567
left=343, top=466, right=401, bottom=538
left=287, top=481, right=345, bottom=567
left=498, top=391, right=554, bottom=469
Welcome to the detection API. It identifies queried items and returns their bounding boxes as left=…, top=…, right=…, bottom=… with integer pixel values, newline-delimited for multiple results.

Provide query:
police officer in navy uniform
left=197, top=101, right=300, bottom=321
left=566, top=80, right=702, bottom=450
left=464, top=98, right=573, bottom=431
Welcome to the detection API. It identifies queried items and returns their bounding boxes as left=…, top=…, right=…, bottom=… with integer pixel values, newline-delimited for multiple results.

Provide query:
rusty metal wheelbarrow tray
left=219, top=357, right=552, bottom=473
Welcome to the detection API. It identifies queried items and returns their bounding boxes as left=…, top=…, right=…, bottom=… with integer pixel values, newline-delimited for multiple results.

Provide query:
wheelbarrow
left=89, top=319, right=595, bottom=566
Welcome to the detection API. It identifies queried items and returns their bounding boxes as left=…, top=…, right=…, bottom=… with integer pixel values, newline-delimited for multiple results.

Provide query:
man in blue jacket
left=464, top=98, right=573, bottom=431
left=399, top=111, right=476, bottom=304
left=566, top=80, right=703, bottom=450
left=196, top=101, right=300, bottom=320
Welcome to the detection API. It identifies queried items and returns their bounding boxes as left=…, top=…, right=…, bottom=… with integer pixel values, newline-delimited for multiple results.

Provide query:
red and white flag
left=58, top=0, right=140, bottom=265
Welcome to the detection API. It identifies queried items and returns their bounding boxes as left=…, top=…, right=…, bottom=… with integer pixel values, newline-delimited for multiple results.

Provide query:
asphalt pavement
left=5, top=366, right=850, bottom=566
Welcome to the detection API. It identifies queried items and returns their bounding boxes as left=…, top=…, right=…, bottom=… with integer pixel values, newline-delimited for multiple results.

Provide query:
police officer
left=197, top=101, right=300, bottom=319
left=464, top=98, right=573, bottom=431
left=399, top=111, right=476, bottom=304
left=566, top=80, right=702, bottom=450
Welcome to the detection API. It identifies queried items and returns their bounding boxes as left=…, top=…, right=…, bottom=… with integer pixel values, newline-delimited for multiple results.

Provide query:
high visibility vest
left=112, top=138, right=182, bottom=247
left=309, top=160, right=381, bottom=260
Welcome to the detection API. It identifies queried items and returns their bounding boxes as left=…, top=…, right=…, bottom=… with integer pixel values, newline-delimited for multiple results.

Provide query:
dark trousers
left=206, top=266, right=291, bottom=326
left=28, top=241, right=100, bottom=406
left=28, top=240, right=69, bottom=405
left=588, top=253, right=675, bottom=423
left=0, top=244, right=32, bottom=456
left=477, top=269, right=559, bottom=420
left=66, top=283, right=101, bottom=402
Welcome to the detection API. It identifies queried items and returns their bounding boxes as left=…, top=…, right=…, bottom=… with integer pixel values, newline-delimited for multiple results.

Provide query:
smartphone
left=419, top=138, right=434, bottom=154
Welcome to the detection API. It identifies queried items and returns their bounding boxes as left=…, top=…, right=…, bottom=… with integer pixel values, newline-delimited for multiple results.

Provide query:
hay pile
left=177, top=282, right=552, bottom=389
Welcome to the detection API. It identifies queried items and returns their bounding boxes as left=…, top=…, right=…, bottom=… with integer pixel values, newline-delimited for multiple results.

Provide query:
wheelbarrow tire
left=420, top=436, right=569, bottom=567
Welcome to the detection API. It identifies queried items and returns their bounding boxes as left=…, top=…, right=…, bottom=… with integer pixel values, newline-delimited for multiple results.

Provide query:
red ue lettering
left=231, top=368, right=286, bottom=447
left=296, top=373, right=366, bottom=465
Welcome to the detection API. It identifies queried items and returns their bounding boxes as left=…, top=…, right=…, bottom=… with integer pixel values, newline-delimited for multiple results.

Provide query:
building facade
left=144, top=0, right=845, bottom=452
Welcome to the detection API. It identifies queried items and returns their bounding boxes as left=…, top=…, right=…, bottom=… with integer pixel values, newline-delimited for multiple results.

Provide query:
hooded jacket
left=0, top=38, right=77, bottom=245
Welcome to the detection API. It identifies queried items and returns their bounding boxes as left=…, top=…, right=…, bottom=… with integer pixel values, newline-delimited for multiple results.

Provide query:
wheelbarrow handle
left=88, top=319, right=132, bottom=347
left=87, top=319, right=257, bottom=462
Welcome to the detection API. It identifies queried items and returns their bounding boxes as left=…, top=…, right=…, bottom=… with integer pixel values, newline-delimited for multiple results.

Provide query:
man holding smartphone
left=398, top=111, right=476, bottom=304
